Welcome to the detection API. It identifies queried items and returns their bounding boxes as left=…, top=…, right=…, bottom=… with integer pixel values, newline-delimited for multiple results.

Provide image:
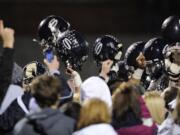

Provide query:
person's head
left=61, top=101, right=81, bottom=121
left=31, top=75, right=61, bottom=108
left=112, top=82, right=141, bottom=122
left=143, top=37, right=167, bottom=79
left=173, top=90, right=180, bottom=125
left=77, top=98, right=111, bottom=130
left=128, top=79, right=145, bottom=95
left=164, top=86, right=179, bottom=111
left=161, top=16, right=180, bottom=44
left=93, top=35, right=123, bottom=66
left=81, top=76, right=111, bottom=108
left=124, top=41, right=145, bottom=71
left=144, top=91, right=166, bottom=125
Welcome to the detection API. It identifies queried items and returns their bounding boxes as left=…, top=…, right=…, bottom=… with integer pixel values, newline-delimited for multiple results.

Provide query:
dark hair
left=31, top=75, right=61, bottom=108
left=62, top=102, right=81, bottom=121
left=112, top=82, right=141, bottom=123
left=164, top=87, right=178, bottom=111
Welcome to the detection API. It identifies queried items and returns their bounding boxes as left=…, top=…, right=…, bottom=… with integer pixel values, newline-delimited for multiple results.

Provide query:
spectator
left=162, top=87, right=179, bottom=111
left=0, top=20, right=24, bottom=116
left=13, top=75, right=75, bottom=135
left=158, top=90, right=180, bottom=135
left=81, top=59, right=113, bottom=108
left=112, top=82, right=157, bottom=135
left=73, top=98, right=117, bottom=135
left=61, top=101, right=81, bottom=122
left=144, top=91, right=166, bottom=125
left=0, top=20, right=18, bottom=105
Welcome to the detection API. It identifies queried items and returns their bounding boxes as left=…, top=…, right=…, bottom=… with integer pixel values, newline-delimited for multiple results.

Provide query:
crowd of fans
left=0, top=15, right=180, bottom=135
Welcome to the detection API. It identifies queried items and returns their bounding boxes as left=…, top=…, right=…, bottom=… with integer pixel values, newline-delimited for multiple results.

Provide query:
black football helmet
left=37, top=15, right=70, bottom=48
left=143, top=37, right=167, bottom=79
left=116, top=61, right=130, bottom=82
left=56, top=30, right=89, bottom=70
left=108, top=61, right=130, bottom=84
left=163, top=42, right=180, bottom=81
left=23, top=61, right=48, bottom=85
left=93, top=35, right=123, bottom=64
left=124, top=41, right=145, bottom=71
left=108, top=61, right=130, bottom=94
left=161, top=16, right=180, bottom=44
left=143, top=38, right=167, bottom=61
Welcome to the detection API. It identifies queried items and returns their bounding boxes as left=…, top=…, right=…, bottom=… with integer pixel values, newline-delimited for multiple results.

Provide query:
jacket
left=0, top=85, right=23, bottom=115
left=157, top=114, right=180, bottom=135
left=0, top=48, right=14, bottom=104
left=0, top=92, right=32, bottom=134
left=13, top=108, right=75, bottom=135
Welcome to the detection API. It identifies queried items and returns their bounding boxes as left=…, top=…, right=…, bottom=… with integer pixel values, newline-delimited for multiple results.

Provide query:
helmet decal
left=94, top=42, right=103, bottom=55
left=62, top=37, right=72, bottom=50
left=48, top=18, right=58, bottom=33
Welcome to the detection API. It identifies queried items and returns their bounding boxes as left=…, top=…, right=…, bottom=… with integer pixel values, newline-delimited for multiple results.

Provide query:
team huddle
left=0, top=15, right=180, bottom=135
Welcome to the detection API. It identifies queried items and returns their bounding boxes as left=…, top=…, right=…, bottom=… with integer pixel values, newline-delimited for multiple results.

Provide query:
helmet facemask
left=145, top=59, right=164, bottom=79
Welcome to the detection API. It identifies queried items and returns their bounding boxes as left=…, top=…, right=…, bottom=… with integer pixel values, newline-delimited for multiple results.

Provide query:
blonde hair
left=144, top=91, right=166, bottom=125
left=77, top=98, right=111, bottom=130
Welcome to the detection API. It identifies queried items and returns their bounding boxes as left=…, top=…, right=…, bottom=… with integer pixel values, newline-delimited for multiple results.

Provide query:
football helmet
left=164, top=42, right=180, bottom=81
left=161, top=16, right=180, bottom=44
left=23, top=61, right=48, bottom=85
left=116, top=61, right=130, bottom=82
left=56, top=30, right=89, bottom=70
left=124, top=41, right=145, bottom=71
left=108, top=61, right=130, bottom=85
left=143, top=37, right=167, bottom=79
left=37, top=15, right=70, bottom=48
left=93, top=35, right=123, bottom=64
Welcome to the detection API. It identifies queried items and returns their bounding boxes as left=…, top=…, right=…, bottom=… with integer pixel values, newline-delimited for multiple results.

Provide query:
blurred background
left=0, top=0, right=180, bottom=79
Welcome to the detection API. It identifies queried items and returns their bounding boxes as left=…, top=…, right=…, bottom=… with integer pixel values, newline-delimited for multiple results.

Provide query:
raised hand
left=136, top=52, right=146, bottom=69
left=0, top=20, right=15, bottom=49
left=99, top=59, right=113, bottom=82
left=44, top=55, right=60, bottom=72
